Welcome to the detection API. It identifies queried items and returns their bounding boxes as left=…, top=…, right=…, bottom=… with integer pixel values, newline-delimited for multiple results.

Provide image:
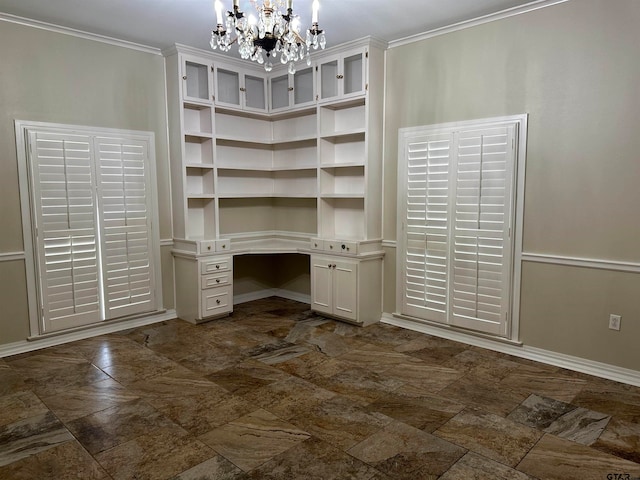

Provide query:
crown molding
left=0, top=13, right=162, bottom=55
left=388, top=0, right=570, bottom=49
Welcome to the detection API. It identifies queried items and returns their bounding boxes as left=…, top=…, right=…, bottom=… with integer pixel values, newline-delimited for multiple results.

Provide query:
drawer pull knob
left=216, top=265, right=220, bottom=269
left=216, top=279, right=220, bottom=283
left=216, top=299, right=221, bottom=304
left=329, top=245, right=333, bottom=249
left=341, top=244, right=346, bottom=250
left=207, top=245, right=211, bottom=250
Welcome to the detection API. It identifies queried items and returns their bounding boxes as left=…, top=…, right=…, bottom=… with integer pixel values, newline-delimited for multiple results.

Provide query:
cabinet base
left=181, top=312, right=231, bottom=325
left=311, top=309, right=380, bottom=327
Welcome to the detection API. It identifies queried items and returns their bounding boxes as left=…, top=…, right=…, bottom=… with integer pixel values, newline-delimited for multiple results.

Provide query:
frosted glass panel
left=344, top=53, right=363, bottom=95
left=185, top=62, right=209, bottom=100
left=321, top=60, right=338, bottom=99
left=294, top=68, right=314, bottom=105
left=217, top=69, right=240, bottom=105
left=245, top=75, right=266, bottom=110
left=271, top=74, right=289, bottom=110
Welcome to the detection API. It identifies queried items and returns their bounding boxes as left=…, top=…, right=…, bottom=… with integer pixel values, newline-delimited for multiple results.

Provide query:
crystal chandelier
left=210, top=0, right=326, bottom=74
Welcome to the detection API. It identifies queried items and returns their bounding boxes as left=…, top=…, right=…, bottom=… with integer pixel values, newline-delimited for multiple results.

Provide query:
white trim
left=381, top=240, right=396, bottom=249
left=388, top=0, right=570, bottom=49
left=382, top=312, right=640, bottom=387
left=0, top=252, right=26, bottom=262
left=15, top=120, right=164, bottom=337
left=0, top=310, right=177, bottom=358
left=233, top=288, right=311, bottom=306
left=395, top=114, right=528, bottom=341
left=0, top=13, right=161, bottom=55
left=160, top=239, right=175, bottom=248
left=522, top=253, right=640, bottom=274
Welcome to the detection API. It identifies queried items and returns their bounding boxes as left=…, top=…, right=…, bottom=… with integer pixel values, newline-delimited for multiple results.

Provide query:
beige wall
left=384, top=0, right=640, bottom=370
left=0, top=21, right=174, bottom=344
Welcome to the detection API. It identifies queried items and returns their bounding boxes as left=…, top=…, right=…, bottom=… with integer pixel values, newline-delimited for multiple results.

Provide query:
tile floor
left=1, top=297, right=640, bottom=479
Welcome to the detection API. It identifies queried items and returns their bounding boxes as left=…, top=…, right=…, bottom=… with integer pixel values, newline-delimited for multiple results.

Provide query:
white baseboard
left=0, top=309, right=177, bottom=358
left=234, top=288, right=311, bottom=306
left=381, top=313, right=640, bottom=387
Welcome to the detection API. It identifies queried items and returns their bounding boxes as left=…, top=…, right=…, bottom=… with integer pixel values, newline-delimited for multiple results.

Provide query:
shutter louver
left=96, top=137, right=155, bottom=318
left=449, top=126, right=514, bottom=335
left=401, top=133, right=452, bottom=322
left=30, top=132, right=101, bottom=331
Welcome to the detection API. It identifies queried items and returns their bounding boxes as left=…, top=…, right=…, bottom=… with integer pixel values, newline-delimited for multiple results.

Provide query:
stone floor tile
left=593, top=417, right=640, bottom=463
left=507, top=393, right=577, bottom=429
left=0, top=440, right=110, bottom=480
left=288, top=395, right=392, bottom=450
left=516, top=434, right=640, bottom=480
left=66, top=398, right=179, bottom=454
left=439, top=451, right=537, bottom=480
left=499, top=367, right=588, bottom=403
left=434, top=408, right=542, bottom=467
left=96, top=425, right=215, bottom=480
left=348, top=420, right=466, bottom=480
left=544, top=407, right=610, bottom=445
left=0, top=411, right=73, bottom=467
left=41, top=377, right=139, bottom=423
left=241, top=436, right=379, bottom=480
left=172, top=455, right=244, bottom=480
left=366, top=385, right=465, bottom=432
left=438, top=376, right=528, bottom=417
left=572, top=382, right=640, bottom=422
left=381, top=362, right=463, bottom=393
left=0, top=390, right=49, bottom=428
left=206, top=359, right=291, bottom=395
left=241, top=375, right=336, bottom=420
left=311, top=365, right=403, bottom=406
left=198, top=409, right=310, bottom=471
left=0, top=363, right=28, bottom=397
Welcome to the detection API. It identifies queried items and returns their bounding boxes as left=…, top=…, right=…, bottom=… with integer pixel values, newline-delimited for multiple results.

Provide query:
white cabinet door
left=317, top=48, right=366, bottom=103
left=332, top=261, right=357, bottom=321
left=270, top=67, right=316, bottom=112
left=182, top=55, right=214, bottom=104
left=311, top=259, right=333, bottom=315
left=311, top=256, right=358, bottom=321
left=215, top=65, right=267, bottom=112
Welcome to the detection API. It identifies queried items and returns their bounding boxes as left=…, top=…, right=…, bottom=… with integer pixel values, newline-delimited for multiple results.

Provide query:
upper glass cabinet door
left=182, top=56, right=213, bottom=103
left=317, top=48, right=366, bottom=103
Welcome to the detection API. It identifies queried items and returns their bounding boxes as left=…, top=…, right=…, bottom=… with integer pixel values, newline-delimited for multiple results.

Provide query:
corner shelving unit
left=165, top=38, right=386, bottom=325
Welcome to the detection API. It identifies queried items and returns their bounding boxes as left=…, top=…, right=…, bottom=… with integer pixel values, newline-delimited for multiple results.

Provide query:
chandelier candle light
left=210, top=0, right=326, bottom=73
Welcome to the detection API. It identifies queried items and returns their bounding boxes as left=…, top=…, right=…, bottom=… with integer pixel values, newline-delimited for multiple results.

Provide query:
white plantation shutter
left=449, top=126, right=515, bottom=335
left=398, top=118, right=519, bottom=337
left=96, top=137, right=155, bottom=318
left=23, top=123, right=159, bottom=334
left=401, top=133, right=452, bottom=322
left=29, top=131, right=101, bottom=331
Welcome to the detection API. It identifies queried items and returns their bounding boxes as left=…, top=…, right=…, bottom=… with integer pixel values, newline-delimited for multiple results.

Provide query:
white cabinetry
left=174, top=254, right=232, bottom=323
left=270, top=67, right=316, bottom=112
left=215, top=65, right=268, bottom=112
left=311, top=254, right=382, bottom=324
left=165, top=38, right=385, bottom=325
left=317, top=48, right=367, bottom=103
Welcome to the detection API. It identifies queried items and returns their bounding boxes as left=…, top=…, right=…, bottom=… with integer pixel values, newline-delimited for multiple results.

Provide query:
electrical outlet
left=609, top=314, right=621, bottom=331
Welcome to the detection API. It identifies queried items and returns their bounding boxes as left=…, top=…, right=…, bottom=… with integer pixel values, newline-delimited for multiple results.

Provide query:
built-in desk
left=172, top=233, right=384, bottom=326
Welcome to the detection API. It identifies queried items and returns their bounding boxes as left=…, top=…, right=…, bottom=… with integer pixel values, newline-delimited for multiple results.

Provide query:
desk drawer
left=202, top=272, right=230, bottom=289
left=201, top=287, right=232, bottom=317
left=325, top=240, right=358, bottom=255
left=201, top=257, right=230, bottom=274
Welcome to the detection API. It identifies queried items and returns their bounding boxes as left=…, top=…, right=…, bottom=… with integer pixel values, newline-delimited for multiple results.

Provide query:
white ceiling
left=0, top=0, right=537, bottom=51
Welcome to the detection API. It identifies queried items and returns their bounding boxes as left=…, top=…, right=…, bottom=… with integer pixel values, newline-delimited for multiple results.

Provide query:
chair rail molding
left=0, top=251, right=26, bottom=262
